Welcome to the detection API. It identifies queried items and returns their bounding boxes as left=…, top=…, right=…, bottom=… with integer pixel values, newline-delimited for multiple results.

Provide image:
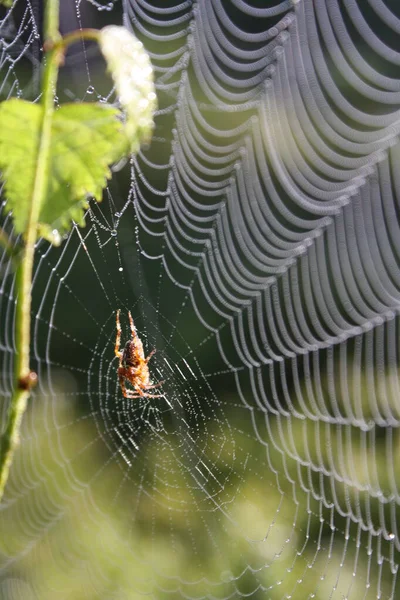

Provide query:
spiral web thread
left=1, top=0, right=400, bottom=598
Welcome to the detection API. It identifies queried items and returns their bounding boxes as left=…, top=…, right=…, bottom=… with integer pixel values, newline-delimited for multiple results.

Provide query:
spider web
left=1, top=0, right=400, bottom=598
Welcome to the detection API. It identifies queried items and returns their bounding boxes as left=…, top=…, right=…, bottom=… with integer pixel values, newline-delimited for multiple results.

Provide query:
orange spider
left=115, top=309, right=164, bottom=399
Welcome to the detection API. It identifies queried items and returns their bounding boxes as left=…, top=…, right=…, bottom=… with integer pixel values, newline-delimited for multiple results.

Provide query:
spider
left=115, top=309, right=164, bottom=399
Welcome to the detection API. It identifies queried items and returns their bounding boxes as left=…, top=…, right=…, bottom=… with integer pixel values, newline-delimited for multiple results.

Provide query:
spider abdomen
left=115, top=309, right=164, bottom=399
left=122, top=339, right=144, bottom=368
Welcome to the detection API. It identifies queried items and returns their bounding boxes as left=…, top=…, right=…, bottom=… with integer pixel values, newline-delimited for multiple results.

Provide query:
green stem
left=0, top=0, right=62, bottom=501
left=60, top=28, right=101, bottom=48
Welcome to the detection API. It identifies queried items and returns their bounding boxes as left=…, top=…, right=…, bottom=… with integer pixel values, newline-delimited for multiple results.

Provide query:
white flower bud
left=99, top=25, right=157, bottom=151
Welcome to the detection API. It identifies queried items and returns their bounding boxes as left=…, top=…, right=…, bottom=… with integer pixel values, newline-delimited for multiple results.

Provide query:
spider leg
left=145, top=348, right=156, bottom=363
left=115, top=309, right=122, bottom=364
left=143, top=380, right=165, bottom=390
left=128, top=311, right=138, bottom=341
left=119, top=373, right=130, bottom=398
left=123, top=388, right=164, bottom=399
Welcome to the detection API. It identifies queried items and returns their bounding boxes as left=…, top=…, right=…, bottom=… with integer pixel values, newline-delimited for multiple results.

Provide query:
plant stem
left=59, top=28, right=100, bottom=49
left=0, top=0, right=61, bottom=501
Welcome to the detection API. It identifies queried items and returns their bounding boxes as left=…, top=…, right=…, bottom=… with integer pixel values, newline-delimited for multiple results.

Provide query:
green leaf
left=0, top=99, right=128, bottom=244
